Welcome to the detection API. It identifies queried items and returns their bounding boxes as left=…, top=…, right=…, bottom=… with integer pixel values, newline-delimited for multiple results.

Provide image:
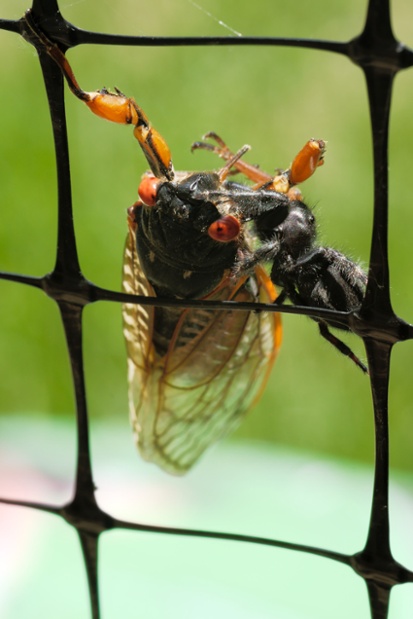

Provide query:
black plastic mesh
left=1, top=1, right=413, bottom=618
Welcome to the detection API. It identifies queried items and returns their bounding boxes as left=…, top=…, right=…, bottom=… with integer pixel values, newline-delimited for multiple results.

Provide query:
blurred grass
left=1, top=0, right=413, bottom=470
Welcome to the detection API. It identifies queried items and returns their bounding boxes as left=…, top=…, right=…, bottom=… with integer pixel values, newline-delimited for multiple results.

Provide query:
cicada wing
left=154, top=279, right=280, bottom=474
left=123, top=232, right=281, bottom=475
left=122, top=228, right=156, bottom=414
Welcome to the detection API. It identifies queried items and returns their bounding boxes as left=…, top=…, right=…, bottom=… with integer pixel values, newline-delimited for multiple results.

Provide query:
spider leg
left=318, top=321, right=368, bottom=374
left=232, top=237, right=281, bottom=278
left=273, top=289, right=288, bottom=305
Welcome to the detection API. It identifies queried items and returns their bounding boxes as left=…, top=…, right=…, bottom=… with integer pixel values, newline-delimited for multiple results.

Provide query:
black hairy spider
left=236, top=199, right=368, bottom=373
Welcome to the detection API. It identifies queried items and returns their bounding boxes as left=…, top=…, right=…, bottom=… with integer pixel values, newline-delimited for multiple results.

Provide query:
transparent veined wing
left=122, top=229, right=281, bottom=474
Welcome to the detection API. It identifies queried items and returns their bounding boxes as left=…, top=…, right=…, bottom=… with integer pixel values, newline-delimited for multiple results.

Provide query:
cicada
left=28, top=15, right=325, bottom=473
left=122, top=171, right=284, bottom=474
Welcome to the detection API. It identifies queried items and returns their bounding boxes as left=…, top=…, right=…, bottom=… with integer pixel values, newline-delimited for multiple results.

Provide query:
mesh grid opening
left=1, top=1, right=413, bottom=617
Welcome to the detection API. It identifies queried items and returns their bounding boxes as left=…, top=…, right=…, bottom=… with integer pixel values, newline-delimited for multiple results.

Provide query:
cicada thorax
left=122, top=170, right=282, bottom=474
left=133, top=172, right=244, bottom=299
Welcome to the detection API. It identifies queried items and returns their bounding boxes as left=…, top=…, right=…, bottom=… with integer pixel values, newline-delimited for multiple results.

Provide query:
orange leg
left=24, top=10, right=174, bottom=180
left=192, top=132, right=272, bottom=185
left=289, top=139, right=325, bottom=185
left=192, top=132, right=326, bottom=196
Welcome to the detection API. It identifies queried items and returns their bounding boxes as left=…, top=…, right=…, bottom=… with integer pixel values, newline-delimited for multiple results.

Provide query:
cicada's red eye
left=138, top=175, right=160, bottom=206
left=208, top=215, right=240, bottom=242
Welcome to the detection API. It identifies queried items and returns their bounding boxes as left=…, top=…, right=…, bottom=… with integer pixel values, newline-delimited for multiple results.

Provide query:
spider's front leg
left=232, top=237, right=282, bottom=279
left=24, top=10, right=174, bottom=181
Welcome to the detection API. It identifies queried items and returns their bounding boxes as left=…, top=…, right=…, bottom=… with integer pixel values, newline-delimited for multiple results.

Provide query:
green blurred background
left=1, top=0, right=413, bottom=470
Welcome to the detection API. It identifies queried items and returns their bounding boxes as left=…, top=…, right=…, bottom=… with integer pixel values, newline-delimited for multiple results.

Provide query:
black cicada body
left=122, top=170, right=285, bottom=474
